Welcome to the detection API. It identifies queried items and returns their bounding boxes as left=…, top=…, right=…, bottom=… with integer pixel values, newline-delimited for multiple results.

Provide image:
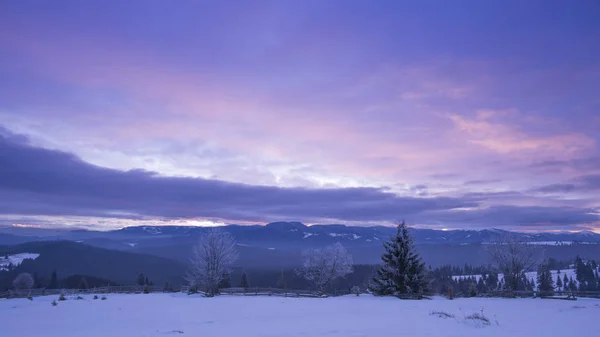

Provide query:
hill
left=0, top=241, right=186, bottom=291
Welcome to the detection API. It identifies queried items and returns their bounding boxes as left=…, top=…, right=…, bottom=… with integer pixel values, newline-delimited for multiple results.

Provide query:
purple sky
left=1, top=1, right=599, bottom=231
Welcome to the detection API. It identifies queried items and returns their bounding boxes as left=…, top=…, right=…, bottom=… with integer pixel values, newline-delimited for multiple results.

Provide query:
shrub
left=101, top=296, right=107, bottom=300
left=58, top=294, right=66, bottom=301
left=468, top=283, right=477, bottom=297
left=351, top=286, right=361, bottom=296
left=76, top=296, right=84, bottom=300
left=430, top=310, right=454, bottom=318
left=51, top=300, right=58, bottom=307
left=93, top=295, right=99, bottom=300
left=27, top=296, right=33, bottom=301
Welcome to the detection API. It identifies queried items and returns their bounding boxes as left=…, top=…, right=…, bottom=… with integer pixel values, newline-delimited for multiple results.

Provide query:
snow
left=453, top=269, right=579, bottom=290
left=0, top=253, right=40, bottom=271
left=327, top=233, right=361, bottom=240
left=0, top=294, right=598, bottom=337
left=127, top=243, right=137, bottom=247
left=303, top=232, right=314, bottom=239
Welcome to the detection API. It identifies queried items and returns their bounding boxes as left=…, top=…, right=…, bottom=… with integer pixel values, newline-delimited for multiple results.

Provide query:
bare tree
left=13, top=272, right=34, bottom=291
left=185, top=228, right=238, bottom=296
left=296, top=242, right=354, bottom=293
left=487, top=236, right=539, bottom=291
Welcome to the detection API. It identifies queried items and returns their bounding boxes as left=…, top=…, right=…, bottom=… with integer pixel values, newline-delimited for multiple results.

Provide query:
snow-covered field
left=0, top=253, right=40, bottom=271
left=1, top=293, right=598, bottom=337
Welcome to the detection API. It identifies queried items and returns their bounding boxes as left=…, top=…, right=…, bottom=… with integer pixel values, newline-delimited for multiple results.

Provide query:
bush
left=101, top=296, right=107, bottom=300
left=351, top=286, right=361, bottom=296
left=468, top=283, right=477, bottom=297
left=430, top=310, right=454, bottom=318
left=51, top=300, right=58, bottom=307
left=58, top=294, right=66, bottom=301
left=465, top=312, right=490, bottom=325
left=93, top=295, right=98, bottom=300
left=27, top=296, right=33, bottom=301
left=76, top=296, right=84, bottom=300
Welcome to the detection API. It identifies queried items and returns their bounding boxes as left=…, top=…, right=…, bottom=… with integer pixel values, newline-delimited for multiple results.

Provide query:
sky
left=0, top=0, right=599, bottom=232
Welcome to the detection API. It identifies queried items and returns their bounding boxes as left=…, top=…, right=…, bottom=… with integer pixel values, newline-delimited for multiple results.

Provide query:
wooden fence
left=2, top=286, right=599, bottom=300
left=0, top=285, right=325, bottom=299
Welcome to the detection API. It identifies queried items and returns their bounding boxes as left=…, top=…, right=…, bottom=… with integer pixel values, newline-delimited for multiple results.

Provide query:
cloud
left=0, top=126, right=597, bottom=230
left=533, top=174, right=600, bottom=193
left=418, top=205, right=599, bottom=230
left=448, top=112, right=595, bottom=155
left=0, top=127, right=475, bottom=223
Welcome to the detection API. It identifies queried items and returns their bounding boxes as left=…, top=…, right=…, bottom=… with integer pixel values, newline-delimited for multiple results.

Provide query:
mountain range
left=1, top=222, right=599, bottom=268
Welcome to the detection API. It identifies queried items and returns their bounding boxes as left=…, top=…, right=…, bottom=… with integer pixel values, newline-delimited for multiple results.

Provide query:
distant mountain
left=1, top=223, right=599, bottom=268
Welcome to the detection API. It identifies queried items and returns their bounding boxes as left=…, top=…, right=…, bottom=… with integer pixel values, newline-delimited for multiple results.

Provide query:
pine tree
left=563, top=274, right=569, bottom=289
left=137, top=273, right=146, bottom=286
left=163, top=282, right=172, bottom=292
left=537, top=261, right=554, bottom=297
left=276, top=269, right=286, bottom=289
left=78, top=276, right=89, bottom=290
left=240, top=271, right=249, bottom=289
left=556, top=274, right=563, bottom=290
left=218, top=272, right=231, bottom=289
left=48, top=270, right=58, bottom=289
left=369, top=222, right=427, bottom=297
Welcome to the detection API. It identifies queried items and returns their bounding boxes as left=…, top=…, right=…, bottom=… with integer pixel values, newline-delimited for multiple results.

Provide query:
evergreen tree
left=537, top=261, right=554, bottom=296
left=137, top=273, right=146, bottom=286
left=240, top=271, right=249, bottom=289
left=163, top=282, right=173, bottom=292
left=563, top=274, right=569, bottom=289
left=218, top=272, right=231, bottom=289
left=276, top=269, right=286, bottom=289
left=575, top=256, right=586, bottom=284
left=556, top=274, right=563, bottom=290
left=78, top=276, right=89, bottom=290
left=33, top=272, right=42, bottom=288
left=369, top=222, right=427, bottom=297
left=48, top=270, right=58, bottom=289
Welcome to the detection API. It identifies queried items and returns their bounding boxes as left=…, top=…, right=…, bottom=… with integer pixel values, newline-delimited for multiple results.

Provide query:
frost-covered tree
left=487, top=236, right=538, bottom=291
left=296, top=242, right=354, bottom=293
left=537, top=260, right=554, bottom=296
left=369, top=222, right=427, bottom=297
left=185, top=228, right=238, bottom=296
left=13, top=272, right=34, bottom=290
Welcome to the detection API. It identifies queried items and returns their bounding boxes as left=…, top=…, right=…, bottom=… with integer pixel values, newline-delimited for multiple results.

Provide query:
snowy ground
left=1, top=294, right=598, bottom=337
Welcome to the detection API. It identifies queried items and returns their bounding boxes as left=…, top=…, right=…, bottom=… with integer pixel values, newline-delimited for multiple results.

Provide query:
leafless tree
left=13, top=272, right=34, bottom=291
left=185, top=228, right=238, bottom=296
left=487, top=236, right=539, bottom=291
left=296, top=242, right=354, bottom=293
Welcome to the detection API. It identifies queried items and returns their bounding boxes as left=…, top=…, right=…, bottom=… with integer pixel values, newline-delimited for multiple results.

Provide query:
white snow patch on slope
left=303, top=233, right=314, bottom=239
left=1, top=293, right=598, bottom=337
left=453, top=269, right=579, bottom=290
left=0, top=253, right=40, bottom=271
